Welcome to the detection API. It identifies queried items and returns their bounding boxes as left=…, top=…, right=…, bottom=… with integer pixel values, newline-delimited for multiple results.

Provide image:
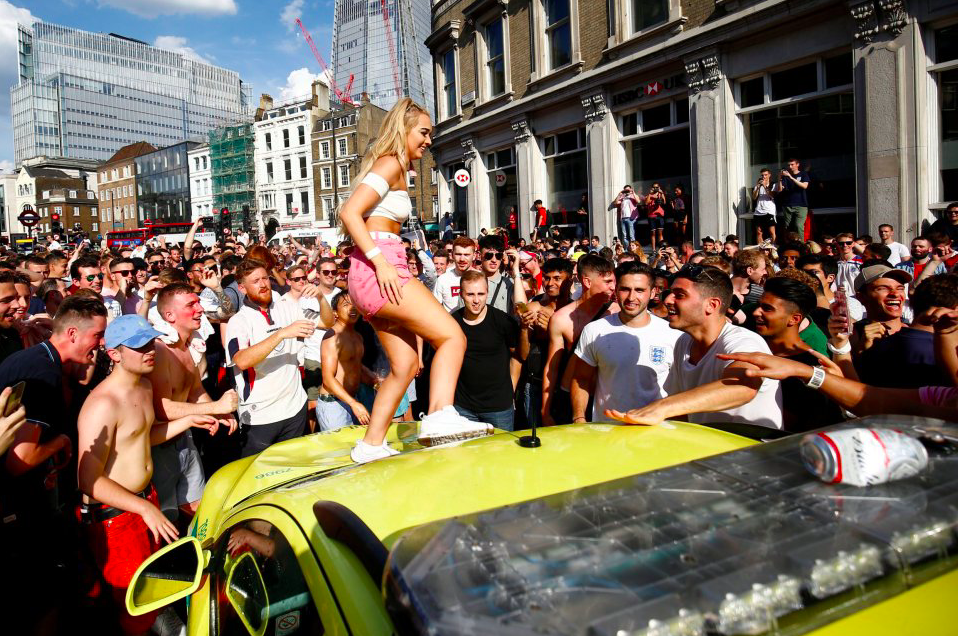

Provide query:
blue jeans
left=454, top=405, right=514, bottom=431
left=619, top=218, right=636, bottom=243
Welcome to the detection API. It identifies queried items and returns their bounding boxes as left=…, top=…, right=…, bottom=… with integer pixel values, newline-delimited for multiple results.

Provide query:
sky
left=0, top=0, right=337, bottom=172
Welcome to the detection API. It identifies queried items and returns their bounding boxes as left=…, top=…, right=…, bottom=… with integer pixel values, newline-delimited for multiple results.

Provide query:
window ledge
left=474, top=90, right=515, bottom=113
left=605, top=16, right=688, bottom=59
left=436, top=113, right=463, bottom=128
left=528, top=60, right=585, bottom=92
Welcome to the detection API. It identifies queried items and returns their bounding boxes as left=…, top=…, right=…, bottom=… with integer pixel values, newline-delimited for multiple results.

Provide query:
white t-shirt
left=433, top=269, right=463, bottom=312
left=225, top=297, right=307, bottom=426
left=885, top=241, right=910, bottom=266
left=664, top=323, right=783, bottom=429
left=574, top=313, right=681, bottom=419
left=753, top=184, right=776, bottom=216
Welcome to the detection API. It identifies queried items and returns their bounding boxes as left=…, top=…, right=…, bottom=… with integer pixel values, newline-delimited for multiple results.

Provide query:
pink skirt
left=348, top=238, right=413, bottom=318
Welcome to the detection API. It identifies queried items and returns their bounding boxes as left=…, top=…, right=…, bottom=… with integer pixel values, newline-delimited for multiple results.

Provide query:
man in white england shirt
left=606, top=264, right=783, bottom=429
left=571, top=261, right=680, bottom=422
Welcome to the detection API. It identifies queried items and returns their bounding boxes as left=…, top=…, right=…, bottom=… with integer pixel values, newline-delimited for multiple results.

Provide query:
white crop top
left=360, top=172, right=411, bottom=224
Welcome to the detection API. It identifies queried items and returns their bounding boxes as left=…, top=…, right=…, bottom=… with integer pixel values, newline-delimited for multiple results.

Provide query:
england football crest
left=649, top=346, right=666, bottom=364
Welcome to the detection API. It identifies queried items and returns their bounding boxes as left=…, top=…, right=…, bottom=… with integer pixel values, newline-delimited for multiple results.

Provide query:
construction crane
left=295, top=18, right=355, bottom=105
left=378, top=0, right=403, bottom=98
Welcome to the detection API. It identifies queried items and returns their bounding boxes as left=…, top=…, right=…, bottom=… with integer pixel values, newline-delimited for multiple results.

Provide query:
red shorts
left=347, top=237, right=413, bottom=318
left=85, top=485, right=161, bottom=635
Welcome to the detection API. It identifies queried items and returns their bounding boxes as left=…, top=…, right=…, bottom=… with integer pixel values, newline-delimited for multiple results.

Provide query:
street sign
left=494, top=171, right=507, bottom=187
left=18, top=210, right=39, bottom=227
left=454, top=169, right=471, bottom=188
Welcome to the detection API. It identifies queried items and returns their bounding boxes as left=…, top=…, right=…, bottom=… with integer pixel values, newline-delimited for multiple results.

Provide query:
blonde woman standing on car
left=339, top=98, right=490, bottom=463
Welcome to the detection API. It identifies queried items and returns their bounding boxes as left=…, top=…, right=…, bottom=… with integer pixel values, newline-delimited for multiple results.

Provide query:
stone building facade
left=99, top=142, right=156, bottom=231
left=427, top=0, right=958, bottom=245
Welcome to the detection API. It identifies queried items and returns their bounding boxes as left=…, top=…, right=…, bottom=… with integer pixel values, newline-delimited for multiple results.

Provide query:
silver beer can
left=800, top=428, right=929, bottom=487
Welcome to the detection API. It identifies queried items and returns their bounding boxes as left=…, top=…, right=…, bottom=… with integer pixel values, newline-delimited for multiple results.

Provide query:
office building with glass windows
left=11, top=19, right=251, bottom=166
left=331, top=0, right=433, bottom=117
left=135, top=141, right=201, bottom=224
left=427, top=0, right=958, bottom=244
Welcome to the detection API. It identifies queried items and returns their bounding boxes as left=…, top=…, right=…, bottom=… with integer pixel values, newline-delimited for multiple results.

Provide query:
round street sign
left=18, top=210, right=39, bottom=227
left=454, top=168, right=471, bottom=188
left=495, top=171, right=507, bottom=187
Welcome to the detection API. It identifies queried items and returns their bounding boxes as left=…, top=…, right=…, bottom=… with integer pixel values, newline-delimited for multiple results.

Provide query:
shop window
left=770, top=62, right=817, bottom=101
left=936, top=27, right=958, bottom=201
left=487, top=148, right=518, bottom=229
left=446, top=162, right=468, bottom=229
left=823, top=52, right=853, bottom=89
left=642, top=103, right=671, bottom=131
left=545, top=0, right=572, bottom=70
left=740, top=77, right=765, bottom=108
left=543, top=127, right=587, bottom=221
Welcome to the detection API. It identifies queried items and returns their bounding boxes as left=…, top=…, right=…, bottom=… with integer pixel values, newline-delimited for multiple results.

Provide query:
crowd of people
left=2, top=93, right=957, bottom=636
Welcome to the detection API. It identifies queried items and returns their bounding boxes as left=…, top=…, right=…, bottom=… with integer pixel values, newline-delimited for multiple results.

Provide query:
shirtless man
left=77, top=315, right=215, bottom=636
left=541, top=254, right=617, bottom=425
left=317, top=293, right=370, bottom=430
left=148, top=282, right=238, bottom=523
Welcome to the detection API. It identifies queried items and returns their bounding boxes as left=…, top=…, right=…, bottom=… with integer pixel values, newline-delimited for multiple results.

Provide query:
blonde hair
left=337, top=97, right=430, bottom=231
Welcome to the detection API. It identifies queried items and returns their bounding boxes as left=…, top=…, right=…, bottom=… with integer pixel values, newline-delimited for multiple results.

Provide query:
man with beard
left=751, top=276, right=843, bottom=431
left=897, top=236, right=948, bottom=290
left=517, top=257, right=573, bottom=429
left=571, top=262, right=679, bottom=423
left=0, top=270, right=26, bottom=363
left=606, top=265, right=782, bottom=429
left=149, top=283, right=239, bottom=522
left=227, top=260, right=316, bottom=457
left=318, top=293, right=369, bottom=430
left=542, top=254, right=617, bottom=425
left=78, top=315, right=215, bottom=636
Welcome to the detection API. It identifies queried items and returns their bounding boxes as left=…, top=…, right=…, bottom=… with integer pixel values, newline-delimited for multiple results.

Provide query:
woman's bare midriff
left=364, top=217, right=403, bottom=235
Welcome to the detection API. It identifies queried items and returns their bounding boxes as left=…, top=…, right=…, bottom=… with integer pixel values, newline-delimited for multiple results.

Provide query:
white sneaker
left=418, top=406, right=493, bottom=447
left=350, top=440, right=400, bottom=464
left=151, top=607, right=186, bottom=636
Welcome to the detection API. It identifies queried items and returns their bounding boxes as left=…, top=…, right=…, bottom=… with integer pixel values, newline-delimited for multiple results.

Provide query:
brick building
left=427, top=0, right=958, bottom=245
left=312, top=93, right=440, bottom=229
left=98, top=142, right=156, bottom=231
left=35, top=176, right=100, bottom=239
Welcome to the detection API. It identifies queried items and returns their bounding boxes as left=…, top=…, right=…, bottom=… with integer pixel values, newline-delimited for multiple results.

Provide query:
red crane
left=295, top=18, right=355, bottom=105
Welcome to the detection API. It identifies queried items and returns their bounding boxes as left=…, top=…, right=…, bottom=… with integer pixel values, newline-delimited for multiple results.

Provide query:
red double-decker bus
left=105, top=221, right=215, bottom=249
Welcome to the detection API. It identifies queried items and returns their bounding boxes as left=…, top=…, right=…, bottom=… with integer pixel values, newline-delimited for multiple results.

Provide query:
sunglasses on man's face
left=319, top=269, right=337, bottom=276
left=114, top=269, right=134, bottom=277
left=482, top=252, right=504, bottom=261
left=837, top=241, right=854, bottom=246
left=288, top=275, right=307, bottom=282
left=84, top=273, right=105, bottom=282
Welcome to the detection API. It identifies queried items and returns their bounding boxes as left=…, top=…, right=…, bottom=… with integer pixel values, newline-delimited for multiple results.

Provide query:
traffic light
left=219, top=207, right=230, bottom=240
left=242, top=204, right=251, bottom=233
left=51, top=212, right=62, bottom=234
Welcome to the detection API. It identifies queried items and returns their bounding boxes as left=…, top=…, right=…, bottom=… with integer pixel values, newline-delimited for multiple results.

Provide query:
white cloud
left=0, top=160, right=13, bottom=173
left=153, top=36, right=213, bottom=64
left=97, top=0, right=238, bottom=19
left=281, top=0, right=305, bottom=32
left=277, top=67, right=329, bottom=102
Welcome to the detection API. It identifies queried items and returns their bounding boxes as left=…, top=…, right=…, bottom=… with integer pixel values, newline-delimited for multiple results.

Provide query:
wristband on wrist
left=805, top=366, right=826, bottom=389
left=827, top=341, right=852, bottom=355
left=364, top=246, right=382, bottom=260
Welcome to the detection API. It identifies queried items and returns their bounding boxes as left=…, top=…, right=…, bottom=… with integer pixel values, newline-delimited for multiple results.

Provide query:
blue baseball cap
left=105, top=315, right=163, bottom=350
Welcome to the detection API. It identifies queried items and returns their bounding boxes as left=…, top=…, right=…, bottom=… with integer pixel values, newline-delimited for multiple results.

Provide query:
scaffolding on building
left=209, top=121, right=255, bottom=231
